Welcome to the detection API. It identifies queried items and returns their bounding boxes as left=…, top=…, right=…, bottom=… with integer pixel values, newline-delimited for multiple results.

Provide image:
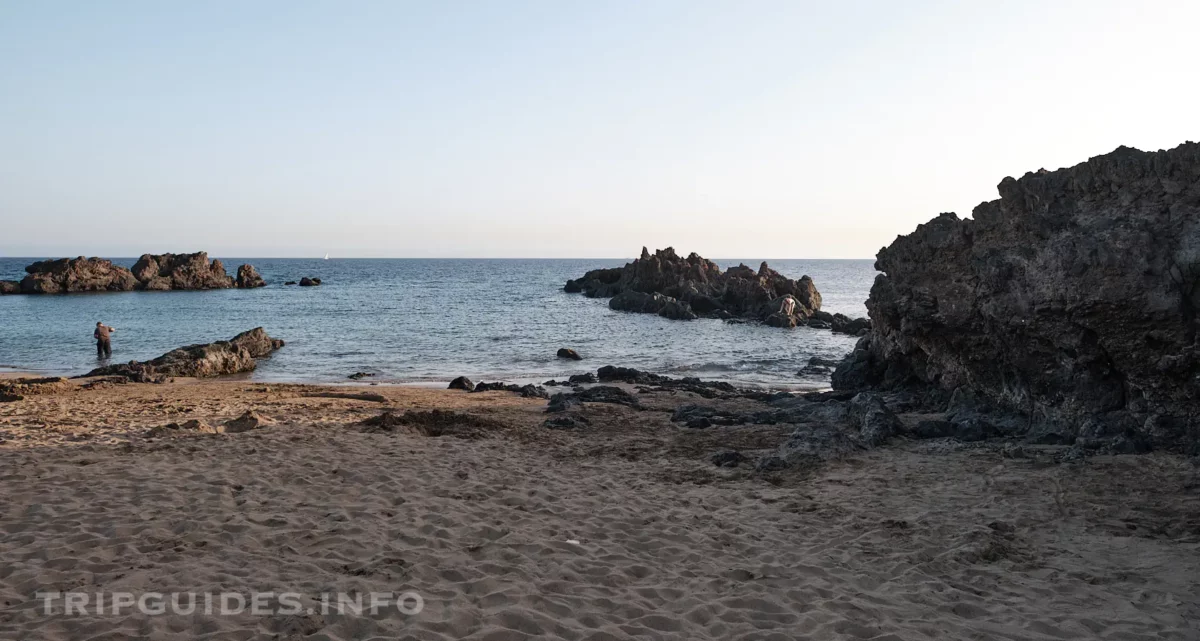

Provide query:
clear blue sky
left=1, top=0, right=1196, bottom=258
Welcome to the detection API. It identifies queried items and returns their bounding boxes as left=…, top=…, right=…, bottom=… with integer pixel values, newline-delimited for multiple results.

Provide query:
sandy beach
left=0, top=377, right=1196, bottom=640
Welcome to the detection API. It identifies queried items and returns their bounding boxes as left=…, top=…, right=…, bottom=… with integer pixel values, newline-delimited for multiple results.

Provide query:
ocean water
left=0, top=258, right=877, bottom=389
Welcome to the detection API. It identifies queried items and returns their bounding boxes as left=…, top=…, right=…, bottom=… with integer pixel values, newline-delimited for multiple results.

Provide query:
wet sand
left=0, top=378, right=1197, bottom=640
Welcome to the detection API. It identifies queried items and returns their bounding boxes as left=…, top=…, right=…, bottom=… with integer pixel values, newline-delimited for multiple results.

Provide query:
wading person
left=94, top=322, right=115, bottom=358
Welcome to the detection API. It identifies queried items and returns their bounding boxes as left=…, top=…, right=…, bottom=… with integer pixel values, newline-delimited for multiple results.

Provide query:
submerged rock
left=566, top=247, right=821, bottom=326
left=82, top=328, right=285, bottom=382
left=833, top=142, right=1200, bottom=451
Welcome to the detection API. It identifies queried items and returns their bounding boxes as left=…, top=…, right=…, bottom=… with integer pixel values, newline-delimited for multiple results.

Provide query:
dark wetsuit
left=94, top=325, right=113, bottom=358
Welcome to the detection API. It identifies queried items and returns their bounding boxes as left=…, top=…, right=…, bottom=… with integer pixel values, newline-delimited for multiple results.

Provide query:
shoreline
left=0, top=377, right=1196, bottom=638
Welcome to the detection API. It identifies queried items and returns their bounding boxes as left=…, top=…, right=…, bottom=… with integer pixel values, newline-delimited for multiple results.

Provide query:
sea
left=0, top=258, right=877, bottom=390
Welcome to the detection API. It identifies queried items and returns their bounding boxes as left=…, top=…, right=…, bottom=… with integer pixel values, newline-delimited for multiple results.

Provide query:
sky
left=1, top=0, right=1197, bottom=259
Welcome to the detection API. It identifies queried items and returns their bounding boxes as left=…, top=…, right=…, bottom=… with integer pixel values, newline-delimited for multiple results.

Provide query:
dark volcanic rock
left=471, top=382, right=549, bottom=399
left=19, top=257, right=139, bottom=294
left=568, top=372, right=597, bottom=384
left=609, top=290, right=698, bottom=320
left=798, top=357, right=841, bottom=377
left=298, top=277, right=320, bottom=287
left=547, top=393, right=582, bottom=413
left=10, top=252, right=267, bottom=295
left=544, top=415, right=589, bottom=430
left=133, top=252, right=234, bottom=290
left=833, top=142, right=1200, bottom=451
left=848, top=393, right=902, bottom=447
left=566, top=247, right=821, bottom=326
left=557, top=348, right=583, bottom=360
left=235, top=264, right=267, bottom=288
left=596, top=365, right=667, bottom=385
left=82, top=328, right=284, bottom=382
left=0, top=280, right=19, bottom=295
left=448, top=376, right=475, bottom=391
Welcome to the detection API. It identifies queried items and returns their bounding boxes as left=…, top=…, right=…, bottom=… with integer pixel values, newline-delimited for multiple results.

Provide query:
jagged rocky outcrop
left=235, top=264, right=267, bottom=289
left=132, top=252, right=233, bottom=290
left=82, top=328, right=284, bottom=382
left=565, top=247, right=833, bottom=327
left=0, top=252, right=266, bottom=294
left=13, top=257, right=139, bottom=294
left=833, top=143, right=1200, bottom=452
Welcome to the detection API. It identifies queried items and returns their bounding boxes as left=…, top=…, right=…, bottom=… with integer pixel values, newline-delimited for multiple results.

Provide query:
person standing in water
left=94, top=322, right=116, bottom=358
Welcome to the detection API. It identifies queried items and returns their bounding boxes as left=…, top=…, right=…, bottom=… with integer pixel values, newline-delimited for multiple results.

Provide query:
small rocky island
left=0, top=252, right=266, bottom=294
left=565, top=247, right=869, bottom=333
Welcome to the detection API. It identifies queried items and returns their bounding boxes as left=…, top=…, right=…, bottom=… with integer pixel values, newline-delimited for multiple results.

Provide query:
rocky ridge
left=565, top=247, right=865, bottom=331
left=1, top=252, right=267, bottom=294
left=82, top=328, right=285, bottom=382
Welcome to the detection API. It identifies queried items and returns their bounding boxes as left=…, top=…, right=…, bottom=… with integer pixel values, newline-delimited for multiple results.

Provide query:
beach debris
left=556, top=348, right=583, bottom=361
left=81, top=328, right=285, bottom=381
left=448, top=376, right=475, bottom=391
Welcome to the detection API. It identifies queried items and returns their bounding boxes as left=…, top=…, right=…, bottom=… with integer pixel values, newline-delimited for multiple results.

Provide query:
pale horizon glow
left=1, top=0, right=1197, bottom=259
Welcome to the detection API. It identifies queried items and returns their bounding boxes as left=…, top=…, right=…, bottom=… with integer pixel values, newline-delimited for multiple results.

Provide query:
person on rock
left=94, top=322, right=116, bottom=358
left=782, top=296, right=796, bottom=318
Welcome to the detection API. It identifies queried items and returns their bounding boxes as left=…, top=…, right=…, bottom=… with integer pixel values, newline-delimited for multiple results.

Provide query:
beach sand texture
left=0, top=379, right=1197, bottom=640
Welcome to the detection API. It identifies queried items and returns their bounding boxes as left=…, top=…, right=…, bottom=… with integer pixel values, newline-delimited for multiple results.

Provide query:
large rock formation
left=82, top=328, right=285, bottom=382
left=132, top=252, right=234, bottom=290
left=833, top=143, right=1200, bottom=452
left=565, top=247, right=823, bottom=325
left=16, top=257, right=139, bottom=294
left=0, top=253, right=266, bottom=294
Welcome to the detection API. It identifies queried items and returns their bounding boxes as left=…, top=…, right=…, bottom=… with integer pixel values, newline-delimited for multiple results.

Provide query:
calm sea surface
left=0, top=258, right=877, bottom=389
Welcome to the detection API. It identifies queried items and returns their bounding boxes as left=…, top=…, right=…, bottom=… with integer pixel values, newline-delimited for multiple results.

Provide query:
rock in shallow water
left=566, top=247, right=822, bottom=326
left=82, top=328, right=284, bottom=382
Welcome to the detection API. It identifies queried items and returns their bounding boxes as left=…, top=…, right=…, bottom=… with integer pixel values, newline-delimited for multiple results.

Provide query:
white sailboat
left=323, top=253, right=330, bottom=260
